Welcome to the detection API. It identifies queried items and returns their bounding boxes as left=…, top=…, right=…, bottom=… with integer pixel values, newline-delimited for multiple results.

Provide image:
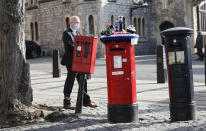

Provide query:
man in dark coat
left=194, top=31, right=204, bottom=60
left=61, top=16, right=97, bottom=109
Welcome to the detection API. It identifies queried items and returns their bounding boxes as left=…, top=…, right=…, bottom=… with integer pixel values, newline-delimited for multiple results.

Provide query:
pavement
left=2, top=55, right=206, bottom=131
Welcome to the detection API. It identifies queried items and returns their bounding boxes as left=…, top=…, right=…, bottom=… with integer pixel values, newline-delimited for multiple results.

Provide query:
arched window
left=66, top=17, right=70, bottom=30
left=133, top=17, right=137, bottom=33
left=161, top=0, right=168, bottom=9
left=30, top=23, right=34, bottom=41
left=88, top=15, right=94, bottom=35
left=35, top=22, right=39, bottom=41
left=138, top=18, right=141, bottom=36
left=111, top=15, right=114, bottom=25
left=142, top=18, right=145, bottom=37
left=123, top=17, right=126, bottom=30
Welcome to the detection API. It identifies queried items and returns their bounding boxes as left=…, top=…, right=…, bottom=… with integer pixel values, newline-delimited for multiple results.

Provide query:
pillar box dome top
left=100, top=32, right=139, bottom=44
left=161, top=27, right=193, bottom=37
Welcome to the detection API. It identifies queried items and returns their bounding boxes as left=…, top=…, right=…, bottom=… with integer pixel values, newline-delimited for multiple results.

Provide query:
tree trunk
left=0, top=0, right=39, bottom=127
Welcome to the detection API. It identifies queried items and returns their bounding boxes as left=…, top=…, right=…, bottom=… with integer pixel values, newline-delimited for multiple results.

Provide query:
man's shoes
left=63, top=105, right=76, bottom=110
left=83, top=103, right=98, bottom=108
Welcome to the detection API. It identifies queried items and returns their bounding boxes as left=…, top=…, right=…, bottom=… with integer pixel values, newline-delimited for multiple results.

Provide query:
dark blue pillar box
left=161, top=27, right=196, bottom=122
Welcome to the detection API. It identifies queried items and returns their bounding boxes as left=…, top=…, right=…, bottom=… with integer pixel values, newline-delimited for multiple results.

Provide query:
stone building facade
left=25, top=0, right=204, bottom=56
left=132, top=0, right=205, bottom=54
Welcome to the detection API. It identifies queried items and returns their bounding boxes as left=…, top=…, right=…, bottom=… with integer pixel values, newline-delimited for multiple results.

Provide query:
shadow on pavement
left=88, top=86, right=107, bottom=92
left=137, top=82, right=160, bottom=85
left=32, top=80, right=65, bottom=86
left=31, top=74, right=53, bottom=80
left=95, top=64, right=106, bottom=66
left=192, top=67, right=205, bottom=75
left=135, top=55, right=156, bottom=61
left=195, top=84, right=206, bottom=88
left=39, top=85, right=64, bottom=91
left=27, top=57, right=52, bottom=64
left=135, top=60, right=156, bottom=65
left=138, top=87, right=167, bottom=94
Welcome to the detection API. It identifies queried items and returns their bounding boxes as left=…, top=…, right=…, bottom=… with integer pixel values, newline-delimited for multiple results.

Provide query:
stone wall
left=132, top=1, right=156, bottom=55
left=26, top=0, right=78, bottom=56
left=151, top=0, right=186, bottom=44
left=79, top=1, right=103, bottom=58
left=150, top=0, right=197, bottom=53
left=132, top=0, right=198, bottom=54
left=25, top=0, right=200, bottom=56
left=25, top=0, right=136, bottom=57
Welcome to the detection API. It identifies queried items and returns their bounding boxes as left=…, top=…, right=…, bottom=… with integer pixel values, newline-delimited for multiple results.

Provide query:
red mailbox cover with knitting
left=100, top=32, right=139, bottom=123
left=72, top=36, right=98, bottom=74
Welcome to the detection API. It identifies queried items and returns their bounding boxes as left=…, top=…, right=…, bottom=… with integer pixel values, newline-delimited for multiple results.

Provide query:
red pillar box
left=100, top=32, right=139, bottom=123
left=72, top=36, right=98, bottom=73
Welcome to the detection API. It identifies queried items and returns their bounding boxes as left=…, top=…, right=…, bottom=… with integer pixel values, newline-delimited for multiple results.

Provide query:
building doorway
left=159, top=21, right=174, bottom=31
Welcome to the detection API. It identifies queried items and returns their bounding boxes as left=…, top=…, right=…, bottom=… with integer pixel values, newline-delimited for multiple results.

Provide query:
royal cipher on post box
left=100, top=32, right=139, bottom=123
left=72, top=36, right=98, bottom=74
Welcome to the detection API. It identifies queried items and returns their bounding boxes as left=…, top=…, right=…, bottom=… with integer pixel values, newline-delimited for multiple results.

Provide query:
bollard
left=204, top=35, right=206, bottom=86
left=156, top=44, right=166, bottom=83
left=161, top=27, right=196, bottom=122
left=53, top=49, right=61, bottom=78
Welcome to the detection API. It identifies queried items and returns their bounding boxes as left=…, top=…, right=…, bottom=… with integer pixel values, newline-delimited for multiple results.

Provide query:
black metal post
left=204, top=35, right=206, bottom=86
left=53, top=49, right=61, bottom=78
left=157, top=44, right=166, bottom=83
left=75, top=73, right=85, bottom=114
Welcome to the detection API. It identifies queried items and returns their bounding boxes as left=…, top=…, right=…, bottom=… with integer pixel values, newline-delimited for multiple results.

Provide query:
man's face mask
left=73, top=23, right=80, bottom=31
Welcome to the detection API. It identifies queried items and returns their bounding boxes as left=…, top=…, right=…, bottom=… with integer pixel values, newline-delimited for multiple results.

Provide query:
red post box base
left=108, top=104, right=138, bottom=123
left=170, top=102, right=196, bottom=122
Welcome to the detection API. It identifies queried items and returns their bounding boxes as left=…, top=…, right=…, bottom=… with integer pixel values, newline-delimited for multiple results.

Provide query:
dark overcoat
left=195, top=34, right=203, bottom=49
left=61, top=28, right=79, bottom=68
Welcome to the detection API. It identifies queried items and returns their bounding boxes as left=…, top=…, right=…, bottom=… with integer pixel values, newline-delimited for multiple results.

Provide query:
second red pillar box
left=72, top=36, right=98, bottom=74
left=100, top=32, right=139, bottom=123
